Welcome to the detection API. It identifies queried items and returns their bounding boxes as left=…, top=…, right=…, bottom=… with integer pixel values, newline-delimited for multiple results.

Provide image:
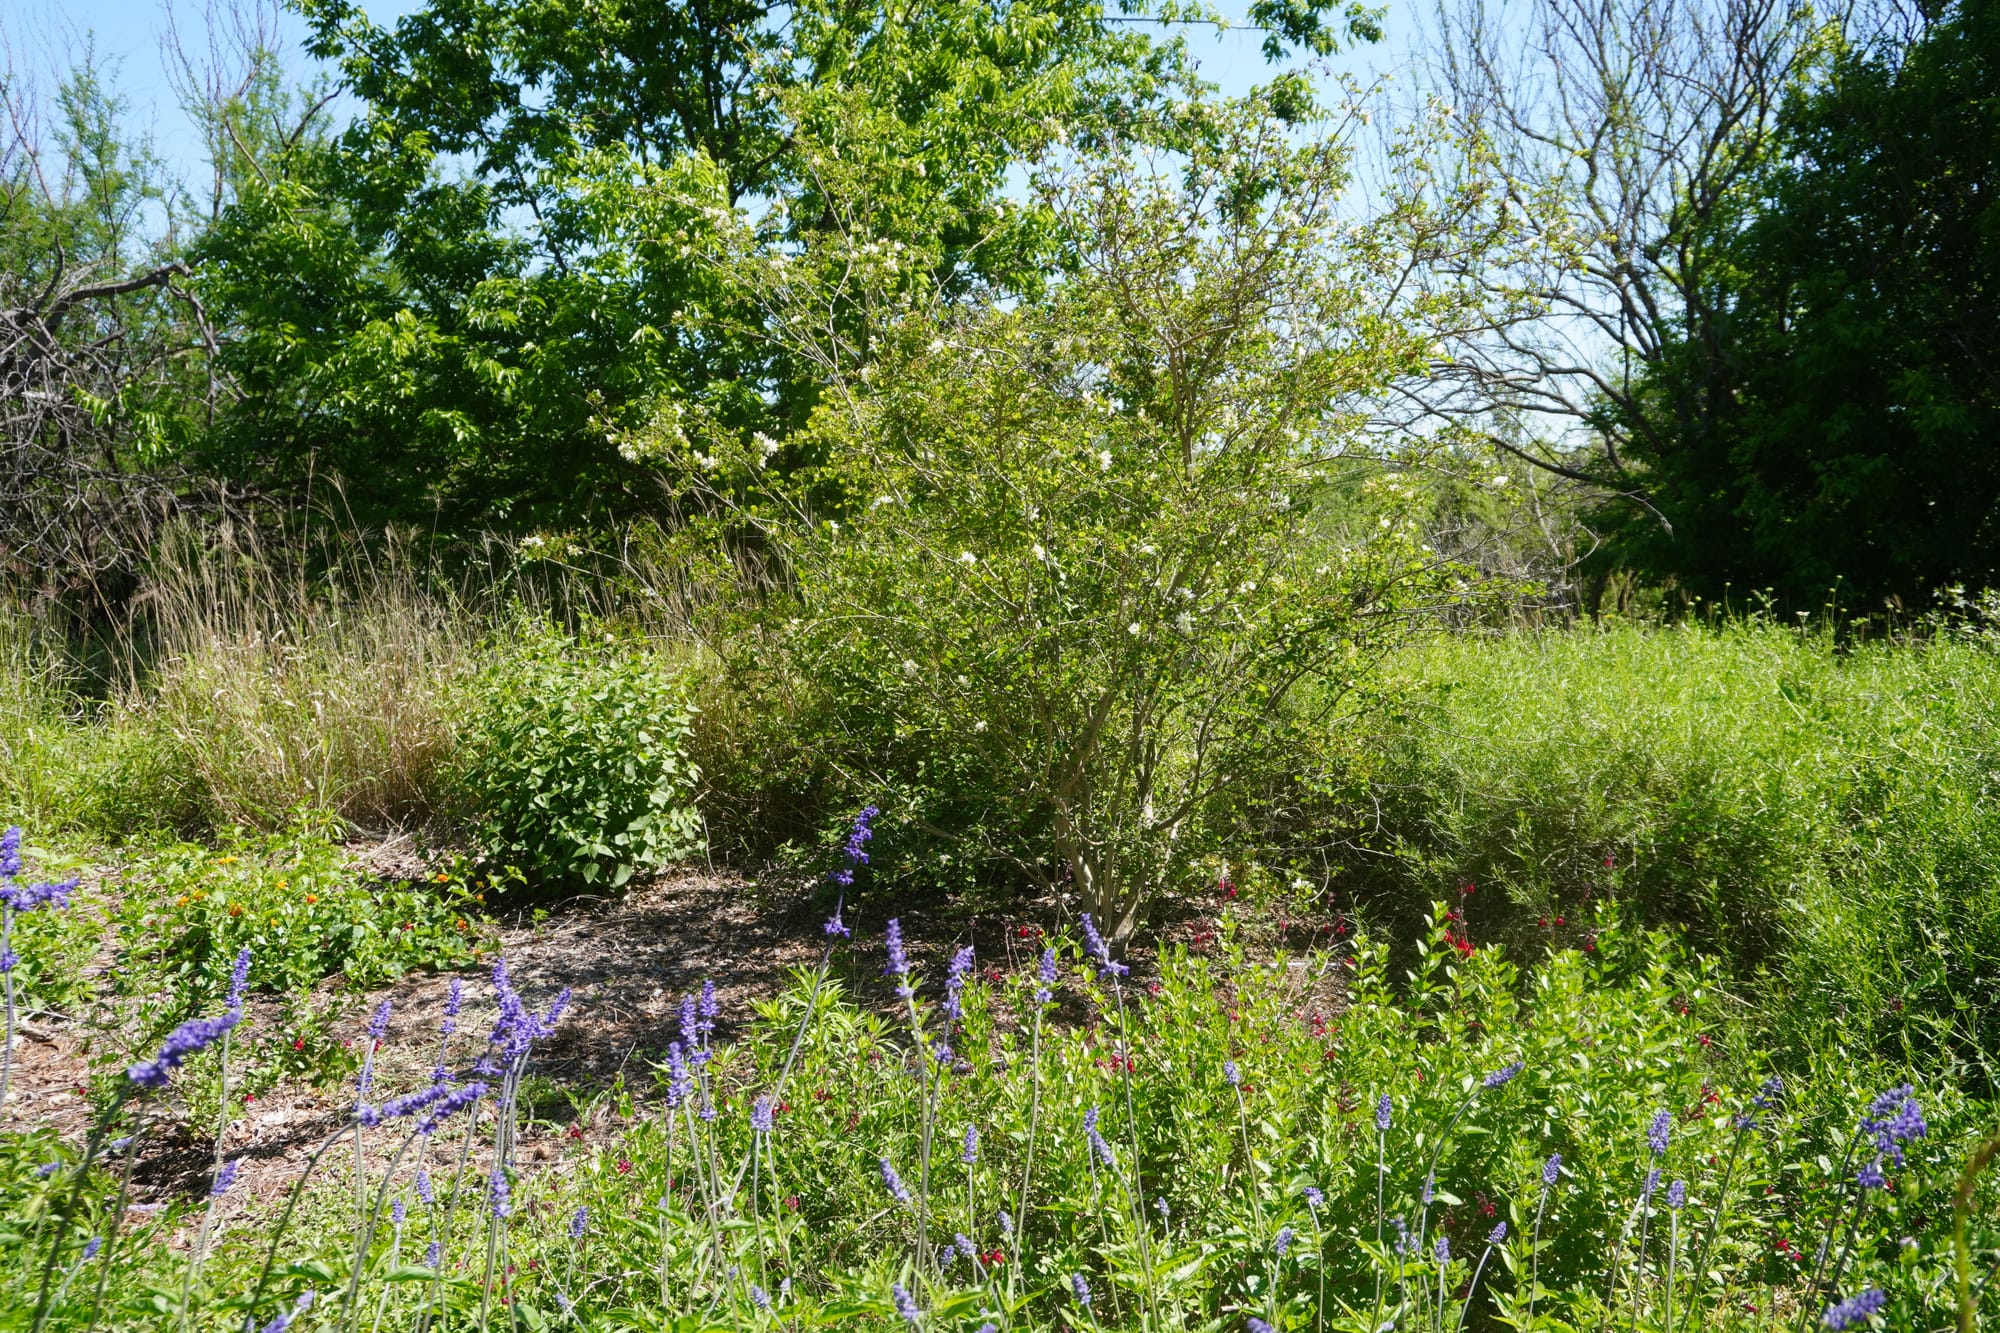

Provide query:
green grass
left=1340, top=620, right=2000, bottom=1086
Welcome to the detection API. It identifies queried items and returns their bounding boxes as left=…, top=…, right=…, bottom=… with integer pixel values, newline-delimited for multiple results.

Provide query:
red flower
left=616, top=1158, right=633, bottom=1175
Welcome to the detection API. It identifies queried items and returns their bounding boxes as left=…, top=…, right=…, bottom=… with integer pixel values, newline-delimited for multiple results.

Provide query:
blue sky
left=10, top=0, right=1420, bottom=193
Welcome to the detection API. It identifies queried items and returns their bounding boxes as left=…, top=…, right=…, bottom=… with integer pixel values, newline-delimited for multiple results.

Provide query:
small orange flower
left=304, top=893, right=319, bottom=905
left=435, top=872, right=449, bottom=883
left=174, top=894, right=189, bottom=907
left=228, top=904, right=244, bottom=917
left=455, top=918, right=468, bottom=930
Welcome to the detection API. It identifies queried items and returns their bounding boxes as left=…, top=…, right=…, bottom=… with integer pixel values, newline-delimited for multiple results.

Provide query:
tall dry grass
left=110, top=527, right=480, bottom=832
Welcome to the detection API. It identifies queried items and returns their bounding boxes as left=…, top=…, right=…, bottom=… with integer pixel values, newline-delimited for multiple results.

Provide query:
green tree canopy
left=192, top=0, right=1383, bottom=534
left=1603, top=1, right=2000, bottom=613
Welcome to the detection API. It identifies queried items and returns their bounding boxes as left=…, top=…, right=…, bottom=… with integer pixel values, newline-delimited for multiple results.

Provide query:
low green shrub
left=453, top=625, right=703, bottom=888
left=110, top=823, right=484, bottom=1007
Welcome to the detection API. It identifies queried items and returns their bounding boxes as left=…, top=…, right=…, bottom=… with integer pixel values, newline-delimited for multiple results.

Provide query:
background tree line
left=1, top=0, right=1992, bottom=623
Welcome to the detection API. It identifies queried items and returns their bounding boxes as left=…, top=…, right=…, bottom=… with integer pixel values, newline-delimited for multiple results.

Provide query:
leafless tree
left=1403, top=0, right=1896, bottom=520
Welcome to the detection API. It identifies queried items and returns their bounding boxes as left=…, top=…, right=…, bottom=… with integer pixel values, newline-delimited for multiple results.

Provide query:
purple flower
left=488, top=1166, right=511, bottom=1218
left=955, top=1233, right=977, bottom=1262
left=0, top=877, right=77, bottom=913
left=1861, top=1085, right=1926, bottom=1166
left=1543, top=1152, right=1562, bottom=1186
left=425, top=1241, right=441, bottom=1268
left=880, top=1157, right=912, bottom=1205
left=1857, top=1157, right=1887, bottom=1191
left=1304, top=1185, right=1324, bottom=1209
left=1435, top=1233, right=1451, bottom=1263
left=441, top=977, right=463, bottom=1035
left=543, top=987, right=571, bottom=1031
left=697, top=980, right=718, bottom=1034
left=227, top=948, right=252, bottom=1012
left=1079, top=913, right=1128, bottom=978
left=211, top=1159, right=241, bottom=1197
left=1274, top=1226, right=1294, bottom=1258
left=1647, top=1108, right=1672, bottom=1157
left=830, top=807, right=878, bottom=889
left=892, top=1281, right=921, bottom=1326
left=944, top=945, right=974, bottom=1019
left=1084, top=1106, right=1116, bottom=1166
left=962, top=1124, right=978, bottom=1164
left=127, top=1008, right=243, bottom=1088
left=1249, top=1321, right=1275, bottom=1333
left=259, top=1291, right=315, bottom=1333
left=1483, top=1061, right=1523, bottom=1089
left=1667, top=1179, right=1687, bottom=1210
left=885, top=919, right=913, bottom=997
left=1822, top=1288, right=1888, bottom=1330
left=1422, top=1173, right=1436, bottom=1205
left=1223, top=1060, right=1241, bottom=1087
left=0, top=948, right=15, bottom=974
left=1642, top=1167, right=1661, bottom=1201
left=750, top=1284, right=771, bottom=1311
left=416, top=1168, right=433, bottom=1205
left=1375, top=1094, right=1392, bottom=1132
left=665, top=1042, right=692, bottom=1109
left=416, top=1081, right=487, bottom=1135
left=359, top=1080, right=461, bottom=1128
left=35, top=1161, right=58, bottom=1178
left=680, top=992, right=704, bottom=1064
left=998, top=1209, right=1014, bottom=1235
left=392, top=1197, right=407, bottom=1227
left=570, top=1205, right=588, bottom=1239
left=824, top=900, right=851, bottom=939
left=750, top=1095, right=775, bottom=1133
left=1155, top=1196, right=1170, bottom=1219
left=0, top=826, right=20, bottom=879
left=1071, top=1273, right=1092, bottom=1307
left=1487, top=1221, right=1508, bottom=1244
left=1036, top=947, right=1056, bottom=1004
left=81, top=1236, right=101, bottom=1260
